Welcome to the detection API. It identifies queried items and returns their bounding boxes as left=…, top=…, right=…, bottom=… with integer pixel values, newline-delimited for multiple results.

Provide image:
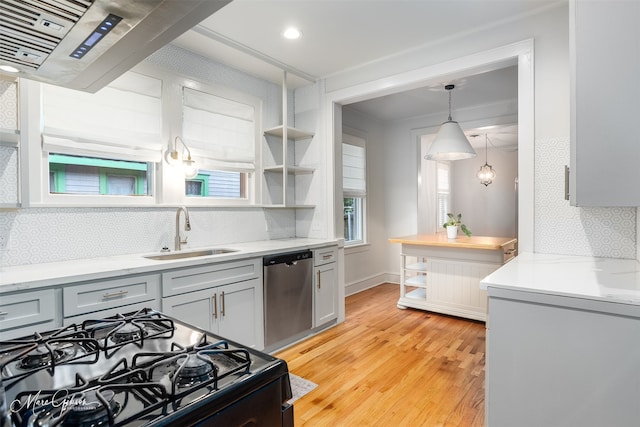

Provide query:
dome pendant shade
left=424, top=84, right=476, bottom=161
left=425, top=120, right=477, bottom=160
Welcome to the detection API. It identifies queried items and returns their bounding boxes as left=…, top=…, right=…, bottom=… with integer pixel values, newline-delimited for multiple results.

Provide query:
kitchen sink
left=144, top=248, right=237, bottom=261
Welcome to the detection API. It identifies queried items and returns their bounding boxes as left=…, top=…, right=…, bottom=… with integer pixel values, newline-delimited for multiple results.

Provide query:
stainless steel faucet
left=175, top=206, right=191, bottom=251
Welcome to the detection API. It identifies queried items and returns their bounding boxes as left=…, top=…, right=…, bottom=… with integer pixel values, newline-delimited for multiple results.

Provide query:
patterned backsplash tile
left=534, top=137, right=636, bottom=258
left=0, top=207, right=295, bottom=266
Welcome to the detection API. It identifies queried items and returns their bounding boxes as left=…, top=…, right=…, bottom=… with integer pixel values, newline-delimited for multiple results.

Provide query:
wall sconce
left=477, top=134, right=496, bottom=186
left=166, top=136, right=198, bottom=179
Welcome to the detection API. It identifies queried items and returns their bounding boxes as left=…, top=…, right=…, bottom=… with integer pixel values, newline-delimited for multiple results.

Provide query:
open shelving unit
left=262, top=72, right=316, bottom=208
left=398, top=255, right=428, bottom=307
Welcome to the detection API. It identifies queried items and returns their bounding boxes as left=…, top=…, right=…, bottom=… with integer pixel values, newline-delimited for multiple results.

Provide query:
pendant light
left=425, top=84, right=476, bottom=161
left=476, top=134, right=496, bottom=186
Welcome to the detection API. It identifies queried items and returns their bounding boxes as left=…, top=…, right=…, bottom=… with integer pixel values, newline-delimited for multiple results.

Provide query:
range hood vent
left=0, top=0, right=231, bottom=92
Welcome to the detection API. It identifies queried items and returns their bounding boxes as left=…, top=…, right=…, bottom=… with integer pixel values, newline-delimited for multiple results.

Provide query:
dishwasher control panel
left=263, top=250, right=313, bottom=266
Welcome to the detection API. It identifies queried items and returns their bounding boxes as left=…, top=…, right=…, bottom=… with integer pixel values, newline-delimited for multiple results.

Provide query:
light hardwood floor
left=275, top=283, right=486, bottom=427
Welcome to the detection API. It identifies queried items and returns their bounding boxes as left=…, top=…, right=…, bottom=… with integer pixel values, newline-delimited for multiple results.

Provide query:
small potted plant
left=443, top=213, right=472, bottom=239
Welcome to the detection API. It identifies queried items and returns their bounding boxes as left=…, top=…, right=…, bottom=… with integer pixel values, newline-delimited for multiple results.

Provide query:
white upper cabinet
left=569, top=0, right=640, bottom=206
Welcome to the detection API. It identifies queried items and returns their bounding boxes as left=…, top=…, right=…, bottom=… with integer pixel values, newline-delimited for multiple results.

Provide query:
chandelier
left=477, top=134, right=496, bottom=186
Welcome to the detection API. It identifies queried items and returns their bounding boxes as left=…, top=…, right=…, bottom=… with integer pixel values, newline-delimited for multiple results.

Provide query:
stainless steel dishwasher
left=263, top=250, right=313, bottom=349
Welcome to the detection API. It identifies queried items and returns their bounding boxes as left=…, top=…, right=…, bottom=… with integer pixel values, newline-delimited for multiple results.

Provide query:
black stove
left=0, top=309, right=293, bottom=427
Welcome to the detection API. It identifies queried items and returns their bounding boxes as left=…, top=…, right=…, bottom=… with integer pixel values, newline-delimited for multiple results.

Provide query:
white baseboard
left=345, top=272, right=399, bottom=296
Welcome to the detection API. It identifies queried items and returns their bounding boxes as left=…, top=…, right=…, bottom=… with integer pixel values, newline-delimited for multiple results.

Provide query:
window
left=436, top=162, right=451, bottom=228
left=41, top=72, right=162, bottom=198
left=49, top=154, right=149, bottom=195
left=185, top=169, right=245, bottom=198
left=181, top=87, right=257, bottom=200
left=343, top=133, right=366, bottom=245
left=26, top=64, right=262, bottom=206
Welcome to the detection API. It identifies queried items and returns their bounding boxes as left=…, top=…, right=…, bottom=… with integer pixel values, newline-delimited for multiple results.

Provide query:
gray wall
left=451, top=147, right=518, bottom=238
left=338, top=3, right=637, bottom=293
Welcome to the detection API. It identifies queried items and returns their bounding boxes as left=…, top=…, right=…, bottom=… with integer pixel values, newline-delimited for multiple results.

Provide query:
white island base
left=389, top=234, right=516, bottom=322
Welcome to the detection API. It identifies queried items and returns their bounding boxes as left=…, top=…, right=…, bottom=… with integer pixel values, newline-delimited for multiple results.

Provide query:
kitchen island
left=481, top=252, right=640, bottom=427
left=389, top=233, right=516, bottom=321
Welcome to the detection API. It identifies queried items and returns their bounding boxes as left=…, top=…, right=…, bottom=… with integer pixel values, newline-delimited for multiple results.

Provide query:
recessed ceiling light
left=283, top=27, right=301, bottom=40
left=0, top=65, right=19, bottom=73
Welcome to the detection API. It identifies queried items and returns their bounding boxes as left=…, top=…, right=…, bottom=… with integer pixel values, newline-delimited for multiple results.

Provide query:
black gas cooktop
left=0, top=308, right=293, bottom=427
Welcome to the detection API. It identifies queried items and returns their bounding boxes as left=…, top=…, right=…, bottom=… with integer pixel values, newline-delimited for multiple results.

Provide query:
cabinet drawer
left=63, top=274, right=160, bottom=317
left=314, top=246, right=338, bottom=266
left=63, top=300, right=159, bottom=325
left=162, top=258, right=261, bottom=297
left=0, top=289, right=58, bottom=331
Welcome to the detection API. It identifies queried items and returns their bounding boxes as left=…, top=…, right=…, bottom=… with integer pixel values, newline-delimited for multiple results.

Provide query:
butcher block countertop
left=389, top=234, right=517, bottom=251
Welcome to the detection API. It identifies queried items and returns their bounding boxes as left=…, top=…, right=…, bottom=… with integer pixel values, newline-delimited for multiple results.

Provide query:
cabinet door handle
left=212, top=294, right=217, bottom=319
left=221, top=292, right=225, bottom=317
left=0, top=311, right=8, bottom=316
left=322, top=254, right=332, bottom=260
left=103, top=290, right=128, bottom=299
left=564, top=165, right=570, bottom=201
left=317, top=270, right=321, bottom=289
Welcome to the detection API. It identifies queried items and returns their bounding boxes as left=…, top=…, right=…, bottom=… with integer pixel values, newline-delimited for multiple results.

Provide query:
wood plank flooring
left=275, top=283, right=486, bottom=426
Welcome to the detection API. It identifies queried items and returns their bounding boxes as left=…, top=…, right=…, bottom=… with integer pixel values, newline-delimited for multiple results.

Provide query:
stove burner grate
left=64, top=389, right=119, bottom=427
left=137, top=337, right=252, bottom=397
left=82, top=308, right=175, bottom=353
left=17, top=345, right=66, bottom=370
left=110, top=322, right=148, bottom=345
left=176, top=354, right=216, bottom=387
left=11, top=369, right=168, bottom=427
left=0, top=327, right=100, bottom=385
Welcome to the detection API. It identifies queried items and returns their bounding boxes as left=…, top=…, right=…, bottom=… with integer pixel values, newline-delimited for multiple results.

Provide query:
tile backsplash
left=0, top=207, right=294, bottom=266
left=534, top=137, right=636, bottom=258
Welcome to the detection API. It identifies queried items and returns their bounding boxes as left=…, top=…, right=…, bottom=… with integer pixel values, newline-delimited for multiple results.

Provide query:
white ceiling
left=171, top=0, right=564, bottom=144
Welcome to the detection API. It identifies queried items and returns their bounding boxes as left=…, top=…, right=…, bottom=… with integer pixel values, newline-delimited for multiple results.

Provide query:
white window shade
left=437, top=163, right=450, bottom=191
left=342, top=141, right=366, bottom=196
left=42, top=72, right=162, bottom=162
left=182, top=87, right=256, bottom=172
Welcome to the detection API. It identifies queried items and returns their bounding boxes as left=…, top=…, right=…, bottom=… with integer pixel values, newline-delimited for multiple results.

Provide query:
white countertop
left=480, top=252, right=640, bottom=305
left=0, top=238, right=340, bottom=293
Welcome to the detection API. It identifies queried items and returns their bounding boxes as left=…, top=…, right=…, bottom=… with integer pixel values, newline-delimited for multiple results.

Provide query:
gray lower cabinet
left=161, top=258, right=264, bottom=349
left=162, top=278, right=262, bottom=349
left=313, top=246, right=338, bottom=327
left=486, top=288, right=640, bottom=427
left=0, top=288, right=61, bottom=339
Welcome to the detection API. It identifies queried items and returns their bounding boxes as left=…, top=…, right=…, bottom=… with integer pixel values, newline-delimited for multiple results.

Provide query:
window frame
left=22, top=63, right=261, bottom=207
left=160, top=68, right=260, bottom=207
left=342, top=132, right=367, bottom=247
left=48, top=154, right=149, bottom=196
left=436, top=161, right=451, bottom=230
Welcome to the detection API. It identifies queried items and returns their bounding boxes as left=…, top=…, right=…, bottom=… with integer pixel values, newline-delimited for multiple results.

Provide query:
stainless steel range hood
left=0, top=0, right=232, bottom=92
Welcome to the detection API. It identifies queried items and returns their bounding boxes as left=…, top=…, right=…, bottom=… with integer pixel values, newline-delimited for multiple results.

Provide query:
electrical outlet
left=0, top=232, right=9, bottom=250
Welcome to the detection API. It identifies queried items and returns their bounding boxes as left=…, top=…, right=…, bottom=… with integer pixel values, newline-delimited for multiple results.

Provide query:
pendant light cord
left=485, top=134, right=489, bottom=163
left=447, top=89, right=453, bottom=121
